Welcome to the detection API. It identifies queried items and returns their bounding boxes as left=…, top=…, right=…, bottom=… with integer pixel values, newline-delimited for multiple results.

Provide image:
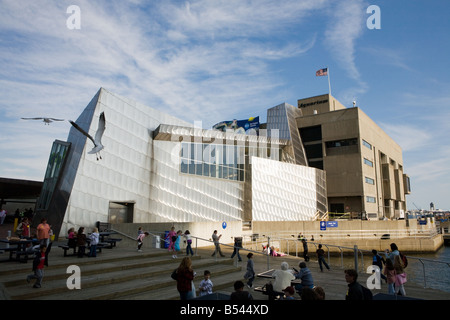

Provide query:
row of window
left=179, top=142, right=277, bottom=182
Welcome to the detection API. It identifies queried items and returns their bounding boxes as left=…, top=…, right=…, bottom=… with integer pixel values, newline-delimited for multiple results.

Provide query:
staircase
left=0, top=245, right=243, bottom=300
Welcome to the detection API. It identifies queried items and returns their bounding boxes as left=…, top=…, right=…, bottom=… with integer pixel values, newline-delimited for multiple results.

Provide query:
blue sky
left=0, top=0, right=449, bottom=210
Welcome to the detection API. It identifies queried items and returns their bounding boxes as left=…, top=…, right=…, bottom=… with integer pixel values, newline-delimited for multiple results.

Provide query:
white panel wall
left=252, top=156, right=318, bottom=221
left=63, top=88, right=244, bottom=235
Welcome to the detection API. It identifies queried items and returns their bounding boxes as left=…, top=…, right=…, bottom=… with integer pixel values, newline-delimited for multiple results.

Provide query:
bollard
left=155, top=235, right=160, bottom=249
left=7, top=231, right=11, bottom=248
left=354, top=245, right=359, bottom=271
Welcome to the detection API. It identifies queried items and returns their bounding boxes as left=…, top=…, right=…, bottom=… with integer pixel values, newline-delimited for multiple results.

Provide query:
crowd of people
left=17, top=221, right=410, bottom=299
left=168, top=234, right=409, bottom=300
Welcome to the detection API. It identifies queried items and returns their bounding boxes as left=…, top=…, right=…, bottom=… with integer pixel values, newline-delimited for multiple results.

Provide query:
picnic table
left=0, top=238, right=40, bottom=262
left=59, top=232, right=122, bottom=257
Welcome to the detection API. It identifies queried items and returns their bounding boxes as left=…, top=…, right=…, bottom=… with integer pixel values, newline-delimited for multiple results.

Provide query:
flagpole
left=327, top=66, right=331, bottom=97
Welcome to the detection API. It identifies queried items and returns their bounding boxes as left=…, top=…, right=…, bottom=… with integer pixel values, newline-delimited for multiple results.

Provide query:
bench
left=16, top=250, right=37, bottom=263
left=2, top=247, right=18, bottom=260
left=101, top=238, right=122, bottom=248
left=60, top=243, right=109, bottom=257
left=59, top=245, right=77, bottom=257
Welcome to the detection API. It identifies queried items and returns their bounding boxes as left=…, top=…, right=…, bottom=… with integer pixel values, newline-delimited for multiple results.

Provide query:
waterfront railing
left=111, top=228, right=449, bottom=291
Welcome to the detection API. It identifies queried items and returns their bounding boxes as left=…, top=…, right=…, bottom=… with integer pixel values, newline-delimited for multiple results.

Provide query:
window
left=364, top=158, right=373, bottom=167
left=365, top=177, right=375, bottom=185
left=366, top=196, right=376, bottom=203
left=299, top=125, right=322, bottom=142
left=180, top=142, right=245, bottom=181
left=325, top=138, right=358, bottom=148
left=362, top=139, right=372, bottom=150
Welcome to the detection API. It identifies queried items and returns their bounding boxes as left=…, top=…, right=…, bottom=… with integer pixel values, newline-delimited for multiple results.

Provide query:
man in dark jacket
left=344, top=269, right=364, bottom=300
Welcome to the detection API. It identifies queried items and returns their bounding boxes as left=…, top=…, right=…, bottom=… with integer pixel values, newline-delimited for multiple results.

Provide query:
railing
left=111, top=228, right=449, bottom=290
left=248, top=228, right=439, bottom=244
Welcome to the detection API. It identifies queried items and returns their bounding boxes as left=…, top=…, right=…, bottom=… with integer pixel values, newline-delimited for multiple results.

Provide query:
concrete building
left=32, top=88, right=327, bottom=239
left=297, top=93, right=411, bottom=220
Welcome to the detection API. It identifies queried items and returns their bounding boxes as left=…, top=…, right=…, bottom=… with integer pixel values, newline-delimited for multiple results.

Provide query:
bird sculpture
left=69, top=112, right=106, bottom=160
left=21, top=117, right=65, bottom=125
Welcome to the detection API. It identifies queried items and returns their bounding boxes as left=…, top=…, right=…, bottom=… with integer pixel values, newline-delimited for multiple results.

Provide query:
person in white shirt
left=272, top=261, right=295, bottom=294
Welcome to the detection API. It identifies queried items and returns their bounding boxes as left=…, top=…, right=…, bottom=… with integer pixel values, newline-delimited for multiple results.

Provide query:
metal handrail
left=112, top=228, right=450, bottom=289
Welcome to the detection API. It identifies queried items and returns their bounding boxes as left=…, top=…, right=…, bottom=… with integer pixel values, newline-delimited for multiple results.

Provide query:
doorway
left=108, top=201, right=134, bottom=223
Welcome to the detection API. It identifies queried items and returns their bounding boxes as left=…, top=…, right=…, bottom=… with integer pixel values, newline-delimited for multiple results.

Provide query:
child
left=67, top=227, right=76, bottom=244
left=244, top=253, right=255, bottom=288
left=282, top=286, right=296, bottom=300
left=137, top=231, right=149, bottom=252
left=383, top=258, right=396, bottom=295
left=76, top=227, right=87, bottom=258
left=394, top=255, right=407, bottom=296
left=199, top=270, right=213, bottom=296
left=26, top=244, right=47, bottom=288
left=167, top=227, right=177, bottom=256
left=173, top=230, right=182, bottom=258
left=88, top=227, right=100, bottom=257
left=184, top=230, right=194, bottom=256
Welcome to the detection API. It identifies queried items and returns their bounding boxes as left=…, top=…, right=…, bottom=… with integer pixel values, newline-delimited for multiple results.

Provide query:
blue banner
left=212, top=116, right=260, bottom=134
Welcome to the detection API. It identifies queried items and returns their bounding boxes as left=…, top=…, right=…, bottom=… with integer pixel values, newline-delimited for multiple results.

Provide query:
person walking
left=26, top=244, right=48, bottom=288
left=175, top=257, right=195, bottom=300
left=174, top=230, right=182, bottom=258
left=385, top=243, right=400, bottom=264
left=383, top=258, right=396, bottom=295
left=316, top=244, right=330, bottom=272
left=137, top=231, right=149, bottom=252
left=167, top=227, right=177, bottom=258
left=394, top=255, right=407, bottom=296
left=231, top=237, right=243, bottom=262
left=184, top=230, right=194, bottom=256
left=302, top=238, right=309, bottom=262
left=244, top=253, right=255, bottom=288
left=372, top=249, right=387, bottom=282
left=211, top=230, right=225, bottom=257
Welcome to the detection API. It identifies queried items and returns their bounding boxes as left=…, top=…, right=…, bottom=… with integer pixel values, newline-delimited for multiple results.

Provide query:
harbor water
left=324, top=244, right=450, bottom=293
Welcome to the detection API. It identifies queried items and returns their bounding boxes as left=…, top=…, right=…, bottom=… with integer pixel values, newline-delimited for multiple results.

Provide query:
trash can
left=164, top=231, right=169, bottom=248
left=154, top=235, right=161, bottom=249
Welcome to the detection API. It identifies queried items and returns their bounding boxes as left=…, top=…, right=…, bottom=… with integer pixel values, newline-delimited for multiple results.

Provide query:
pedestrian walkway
left=1, top=222, right=449, bottom=301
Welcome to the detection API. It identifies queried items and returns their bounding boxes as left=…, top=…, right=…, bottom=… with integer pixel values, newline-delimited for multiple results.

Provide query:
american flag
left=316, top=68, right=328, bottom=76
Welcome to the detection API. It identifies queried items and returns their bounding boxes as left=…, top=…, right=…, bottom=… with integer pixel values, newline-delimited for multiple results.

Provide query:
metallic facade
left=35, top=88, right=327, bottom=238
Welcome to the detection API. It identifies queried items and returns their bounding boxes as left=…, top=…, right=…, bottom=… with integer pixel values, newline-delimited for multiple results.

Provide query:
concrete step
left=119, top=265, right=244, bottom=300
left=6, top=252, right=240, bottom=300
left=2, top=253, right=201, bottom=287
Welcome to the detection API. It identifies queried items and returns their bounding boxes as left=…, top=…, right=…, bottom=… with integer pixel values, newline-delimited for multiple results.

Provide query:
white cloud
left=324, top=0, right=367, bottom=81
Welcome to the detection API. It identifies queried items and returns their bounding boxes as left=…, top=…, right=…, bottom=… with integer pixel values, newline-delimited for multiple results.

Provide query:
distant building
left=297, top=93, right=411, bottom=220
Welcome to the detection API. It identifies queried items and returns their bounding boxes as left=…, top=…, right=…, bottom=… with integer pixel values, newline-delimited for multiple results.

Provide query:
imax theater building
left=32, top=88, right=409, bottom=246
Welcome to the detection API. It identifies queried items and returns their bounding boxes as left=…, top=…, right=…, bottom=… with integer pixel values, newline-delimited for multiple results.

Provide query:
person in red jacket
left=176, top=257, right=195, bottom=300
left=26, top=244, right=48, bottom=288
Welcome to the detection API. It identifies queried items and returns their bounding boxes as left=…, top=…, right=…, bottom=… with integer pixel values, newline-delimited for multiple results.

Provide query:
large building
left=31, top=89, right=410, bottom=239
left=32, top=88, right=327, bottom=239
left=297, top=94, right=411, bottom=220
